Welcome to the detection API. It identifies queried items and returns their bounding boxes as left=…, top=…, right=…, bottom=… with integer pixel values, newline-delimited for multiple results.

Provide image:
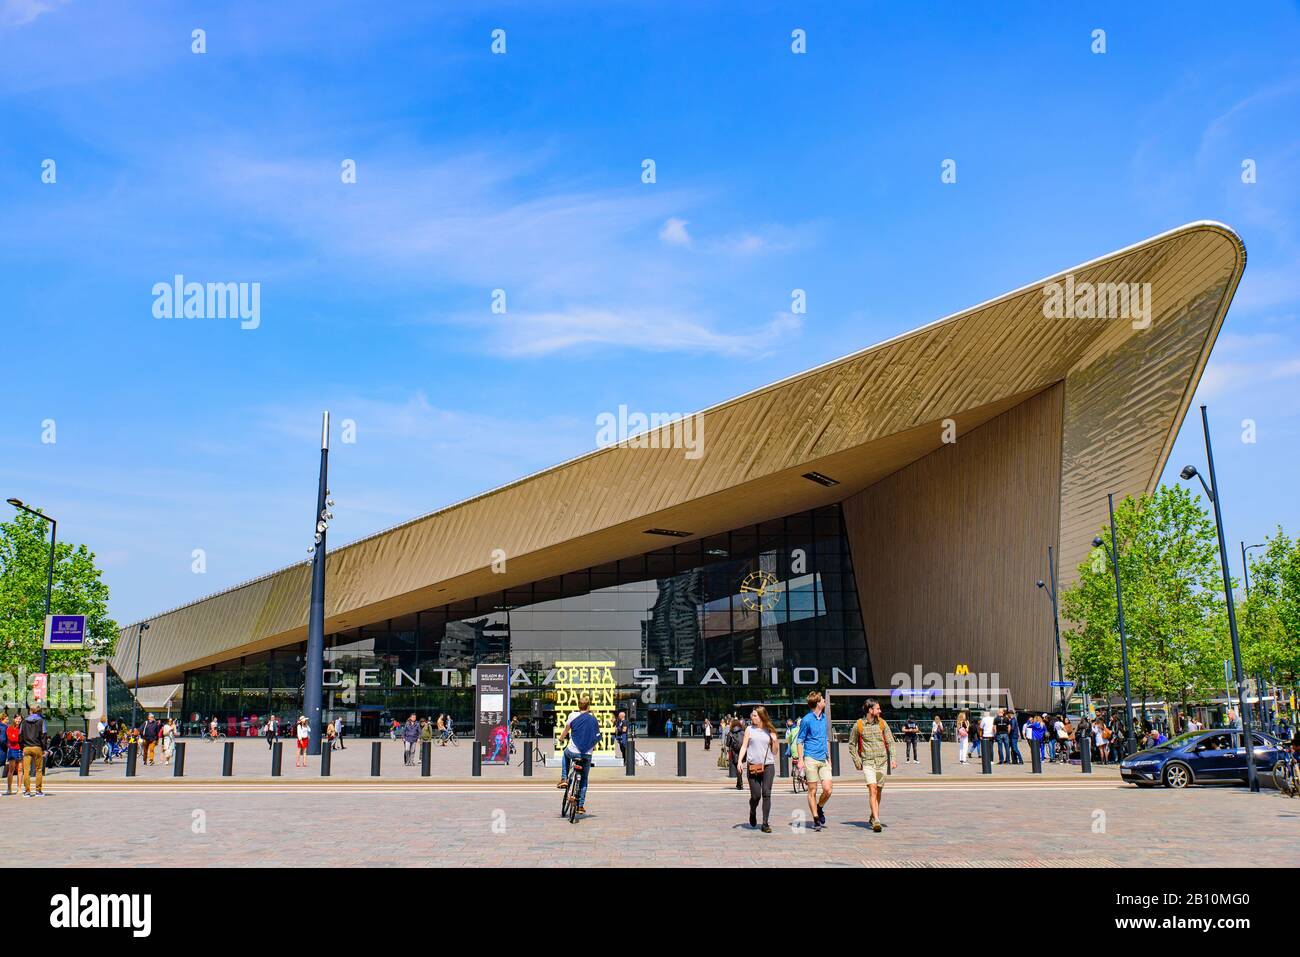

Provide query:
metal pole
left=1107, top=493, right=1138, bottom=757
left=1200, top=406, right=1258, bottom=792
left=1048, top=545, right=1067, bottom=713
left=40, top=517, right=55, bottom=675
left=131, top=622, right=145, bottom=730
left=305, top=412, right=329, bottom=756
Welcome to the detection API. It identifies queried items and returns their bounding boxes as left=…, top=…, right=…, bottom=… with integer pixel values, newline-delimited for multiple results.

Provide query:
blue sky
left=1, top=1, right=1298, bottom=626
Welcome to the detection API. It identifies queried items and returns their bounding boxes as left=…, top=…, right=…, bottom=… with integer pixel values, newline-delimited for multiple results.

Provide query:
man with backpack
left=725, top=720, right=744, bottom=791
left=849, top=699, right=897, bottom=833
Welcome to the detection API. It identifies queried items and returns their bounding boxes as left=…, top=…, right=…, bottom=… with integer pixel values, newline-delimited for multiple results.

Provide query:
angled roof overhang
left=115, top=222, right=1245, bottom=685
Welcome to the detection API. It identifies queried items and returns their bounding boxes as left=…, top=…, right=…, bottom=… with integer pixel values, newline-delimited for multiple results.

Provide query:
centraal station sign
left=321, top=664, right=867, bottom=690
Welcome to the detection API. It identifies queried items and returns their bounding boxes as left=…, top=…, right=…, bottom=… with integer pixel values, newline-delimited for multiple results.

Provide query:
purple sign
left=44, top=614, right=87, bottom=649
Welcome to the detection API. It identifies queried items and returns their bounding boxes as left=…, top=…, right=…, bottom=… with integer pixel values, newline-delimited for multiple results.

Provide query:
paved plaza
left=14, top=738, right=1300, bottom=868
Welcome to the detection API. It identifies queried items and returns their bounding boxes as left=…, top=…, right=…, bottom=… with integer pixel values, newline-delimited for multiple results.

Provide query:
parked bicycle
left=1273, top=749, right=1298, bottom=798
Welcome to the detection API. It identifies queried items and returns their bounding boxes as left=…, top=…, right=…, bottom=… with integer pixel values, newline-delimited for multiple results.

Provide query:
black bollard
left=271, top=741, right=283, bottom=777
left=981, top=740, right=993, bottom=774
left=471, top=742, right=481, bottom=777
left=371, top=741, right=382, bottom=776
left=222, top=741, right=234, bottom=777
left=320, top=742, right=331, bottom=777
left=728, top=752, right=737, bottom=778
left=830, top=740, right=841, bottom=777
left=1031, top=741, right=1042, bottom=774
left=780, top=743, right=790, bottom=778
left=930, top=736, right=942, bottom=774
left=676, top=740, right=686, bottom=777
left=125, top=742, right=138, bottom=777
left=524, top=740, right=533, bottom=777
left=624, top=740, right=632, bottom=776
left=423, top=741, right=433, bottom=777
left=1080, top=738, right=1092, bottom=774
left=173, top=741, right=186, bottom=777
left=79, top=740, right=92, bottom=776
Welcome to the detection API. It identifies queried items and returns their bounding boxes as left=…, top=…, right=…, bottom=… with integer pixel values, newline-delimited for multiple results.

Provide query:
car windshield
left=1151, top=731, right=1201, bottom=750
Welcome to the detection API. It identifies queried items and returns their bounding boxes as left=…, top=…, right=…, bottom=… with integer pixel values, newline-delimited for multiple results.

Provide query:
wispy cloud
left=0, top=0, right=68, bottom=28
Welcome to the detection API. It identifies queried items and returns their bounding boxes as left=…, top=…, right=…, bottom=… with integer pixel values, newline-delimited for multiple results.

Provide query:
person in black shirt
left=994, top=708, right=1011, bottom=764
left=901, top=718, right=920, bottom=763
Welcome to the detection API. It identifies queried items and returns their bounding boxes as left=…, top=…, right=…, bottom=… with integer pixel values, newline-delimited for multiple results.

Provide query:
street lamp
left=1035, top=544, right=1068, bottom=713
left=6, top=497, right=57, bottom=675
left=1179, top=404, right=1259, bottom=793
left=303, top=412, right=333, bottom=756
left=1092, top=492, right=1137, bottom=757
left=131, top=621, right=150, bottom=730
left=1242, top=541, right=1268, bottom=732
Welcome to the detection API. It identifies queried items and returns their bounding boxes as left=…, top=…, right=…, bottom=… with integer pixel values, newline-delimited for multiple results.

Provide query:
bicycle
left=442, top=730, right=459, bottom=747
left=791, top=762, right=807, bottom=793
left=559, top=754, right=588, bottom=823
left=1272, top=750, right=1298, bottom=798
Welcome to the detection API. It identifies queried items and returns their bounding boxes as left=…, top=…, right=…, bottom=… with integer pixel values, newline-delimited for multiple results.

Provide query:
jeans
left=904, top=736, right=918, bottom=761
left=995, top=733, right=1009, bottom=763
left=746, top=765, right=775, bottom=826
left=1047, top=738, right=1057, bottom=762
left=563, top=753, right=592, bottom=806
left=1009, top=735, right=1022, bottom=764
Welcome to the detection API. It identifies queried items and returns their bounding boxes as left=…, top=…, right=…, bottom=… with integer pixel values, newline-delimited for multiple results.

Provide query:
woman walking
left=161, top=718, right=176, bottom=765
left=295, top=715, right=310, bottom=767
left=736, top=707, right=778, bottom=832
left=956, top=711, right=969, bottom=764
left=5, top=715, right=21, bottom=795
left=703, top=718, right=712, bottom=751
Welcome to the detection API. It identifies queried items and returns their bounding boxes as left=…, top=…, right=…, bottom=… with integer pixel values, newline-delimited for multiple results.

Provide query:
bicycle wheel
left=1273, top=761, right=1296, bottom=797
left=560, top=774, right=575, bottom=817
left=567, top=776, right=580, bottom=823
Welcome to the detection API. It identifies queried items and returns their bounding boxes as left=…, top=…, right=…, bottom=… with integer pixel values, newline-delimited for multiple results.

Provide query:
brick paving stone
left=12, top=774, right=1299, bottom=868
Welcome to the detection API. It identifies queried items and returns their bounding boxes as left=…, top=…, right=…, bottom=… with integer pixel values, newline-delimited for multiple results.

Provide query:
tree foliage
left=1060, top=485, right=1230, bottom=712
left=1239, top=528, right=1300, bottom=682
left=0, top=509, right=119, bottom=674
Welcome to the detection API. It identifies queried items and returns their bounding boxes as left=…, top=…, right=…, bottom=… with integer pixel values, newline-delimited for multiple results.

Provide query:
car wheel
left=1163, top=762, right=1192, bottom=789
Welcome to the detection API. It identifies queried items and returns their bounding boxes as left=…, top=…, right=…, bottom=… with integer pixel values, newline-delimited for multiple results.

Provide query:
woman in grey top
left=737, top=706, right=779, bottom=833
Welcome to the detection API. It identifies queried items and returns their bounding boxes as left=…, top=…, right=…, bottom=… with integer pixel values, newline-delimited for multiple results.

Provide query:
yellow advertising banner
left=553, top=661, right=617, bottom=756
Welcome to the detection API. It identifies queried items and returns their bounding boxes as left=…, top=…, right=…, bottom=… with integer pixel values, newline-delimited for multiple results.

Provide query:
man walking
left=795, top=691, right=833, bottom=831
left=141, top=713, right=162, bottom=766
left=901, top=717, right=919, bottom=763
left=849, top=699, right=897, bottom=832
left=1007, top=710, right=1023, bottom=764
left=614, top=710, right=629, bottom=761
left=20, top=707, right=47, bottom=797
left=335, top=713, right=345, bottom=749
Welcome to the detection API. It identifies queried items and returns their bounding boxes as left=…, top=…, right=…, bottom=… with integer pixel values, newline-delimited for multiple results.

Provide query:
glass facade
left=181, top=504, right=873, bottom=736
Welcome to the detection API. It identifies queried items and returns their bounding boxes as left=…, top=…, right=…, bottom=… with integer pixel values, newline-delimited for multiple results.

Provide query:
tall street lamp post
left=1093, top=492, right=1137, bottom=758
left=6, top=498, right=57, bottom=675
left=1242, top=541, right=1266, bottom=730
left=304, top=412, right=333, bottom=756
left=131, top=621, right=150, bottom=730
left=1179, top=404, right=1259, bottom=793
left=1035, top=544, right=1068, bottom=713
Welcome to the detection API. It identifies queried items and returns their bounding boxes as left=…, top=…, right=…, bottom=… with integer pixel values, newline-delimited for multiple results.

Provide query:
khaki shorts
left=862, top=763, right=887, bottom=787
left=803, top=757, right=832, bottom=784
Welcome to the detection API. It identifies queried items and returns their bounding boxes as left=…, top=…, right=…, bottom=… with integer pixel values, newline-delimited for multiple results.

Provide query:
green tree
left=0, top=508, right=119, bottom=675
left=1060, top=485, right=1229, bottom=722
left=1240, top=528, right=1300, bottom=684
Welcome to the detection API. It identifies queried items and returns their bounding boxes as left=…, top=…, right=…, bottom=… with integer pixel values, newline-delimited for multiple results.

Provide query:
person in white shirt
left=979, top=711, right=995, bottom=755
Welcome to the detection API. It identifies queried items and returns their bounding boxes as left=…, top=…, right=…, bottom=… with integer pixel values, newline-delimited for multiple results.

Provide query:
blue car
left=1120, top=729, right=1283, bottom=789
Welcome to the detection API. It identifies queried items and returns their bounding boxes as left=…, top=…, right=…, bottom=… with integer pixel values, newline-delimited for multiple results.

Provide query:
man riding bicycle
left=556, top=694, right=600, bottom=816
